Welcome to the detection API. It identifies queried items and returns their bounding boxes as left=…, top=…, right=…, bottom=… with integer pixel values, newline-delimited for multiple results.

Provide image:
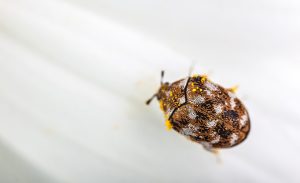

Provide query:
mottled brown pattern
left=151, top=75, right=250, bottom=151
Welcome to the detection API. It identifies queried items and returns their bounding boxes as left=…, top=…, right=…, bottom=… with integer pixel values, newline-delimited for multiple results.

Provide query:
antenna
left=160, top=70, right=165, bottom=84
left=188, top=61, right=196, bottom=77
left=146, top=71, right=164, bottom=105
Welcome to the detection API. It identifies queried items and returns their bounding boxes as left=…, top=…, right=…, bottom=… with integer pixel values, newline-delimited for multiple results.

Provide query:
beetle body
left=147, top=72, right=250, bottom=151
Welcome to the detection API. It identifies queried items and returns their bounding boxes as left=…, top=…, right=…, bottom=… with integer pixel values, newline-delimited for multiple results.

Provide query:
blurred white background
left=0, top=0, right=300, bottom=182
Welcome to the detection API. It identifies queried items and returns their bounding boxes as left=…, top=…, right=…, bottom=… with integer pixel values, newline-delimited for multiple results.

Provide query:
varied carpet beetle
left=146, top=71, right=250, bottom=152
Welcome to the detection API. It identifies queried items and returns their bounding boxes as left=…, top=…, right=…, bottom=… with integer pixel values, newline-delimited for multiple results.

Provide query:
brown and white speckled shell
left=156, top=75, right=250, bottom=150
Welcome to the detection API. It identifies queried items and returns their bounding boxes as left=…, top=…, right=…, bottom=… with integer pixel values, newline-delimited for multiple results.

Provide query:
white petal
left=0, top=0, right=300, bottom=182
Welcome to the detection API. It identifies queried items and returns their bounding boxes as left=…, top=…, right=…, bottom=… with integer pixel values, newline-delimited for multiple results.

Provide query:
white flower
left=0, top=0, right=300, bottom=182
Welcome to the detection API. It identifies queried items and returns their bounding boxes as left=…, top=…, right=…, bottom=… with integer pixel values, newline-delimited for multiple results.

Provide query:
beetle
left=146, top=71, right=250, bottom=152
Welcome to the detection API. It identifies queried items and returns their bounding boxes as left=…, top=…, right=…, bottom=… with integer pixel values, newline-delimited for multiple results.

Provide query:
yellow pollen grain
left=164, top=113, right=168, bottom=119
left=192, top=87, right=202, bottom=92
left=159, top=101, right=164, bottom=111
left=201, top=75, right=208, bottom=83
left=170, top=91, right=173, bottom=97
left=229, top=85, right=239, bottom=93
left=165, top=120, right=172, bottom=130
